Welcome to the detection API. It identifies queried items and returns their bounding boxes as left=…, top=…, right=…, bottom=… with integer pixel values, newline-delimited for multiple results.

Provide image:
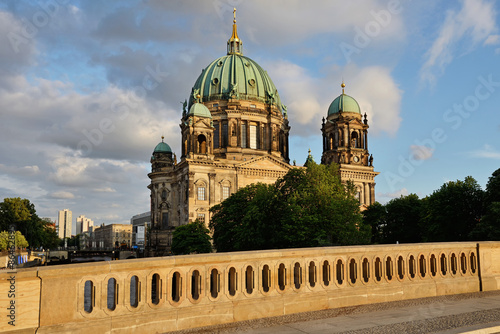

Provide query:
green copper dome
left=188, top=13, right=283, bottom=112
left=188, top=103, right=212, bottom=118
left=328, top=93, right=361, bottom=115
left=189, top=54, right=283, bottom=110
left=153, top=138, right=172, bottom=153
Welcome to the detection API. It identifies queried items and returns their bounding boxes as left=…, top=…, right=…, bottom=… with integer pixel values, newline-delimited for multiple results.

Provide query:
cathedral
left=147, top=11, right=378, bottom=255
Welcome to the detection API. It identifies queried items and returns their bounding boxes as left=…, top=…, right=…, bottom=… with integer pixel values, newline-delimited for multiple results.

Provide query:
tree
left=210, top=162, right=368, bottom=252
left=210, top=183, right=276, bottom=252
left=0, top=230, right=29, bottom=251
left=383, top=194, right=423, bottom=243
left=171, top=220, right=212, bottom=255
left=0, top=198, right=60, bottom=249
left=421, top=176, right=483, bottom=242
left=362, top=202, right=386, bottom=244
left=470, top=168, right=500, bottom=240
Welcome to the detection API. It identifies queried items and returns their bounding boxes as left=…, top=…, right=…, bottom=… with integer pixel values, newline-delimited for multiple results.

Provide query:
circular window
left=212, top=78, right=219, bottom=85
left=245, top=62, right=250, bottom=67
left=218, top=60, right=223, bottom=66
left=248, top=79, right=255, bottom=86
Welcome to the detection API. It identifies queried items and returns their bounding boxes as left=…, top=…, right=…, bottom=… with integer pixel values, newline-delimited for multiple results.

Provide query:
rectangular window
left=197, top=213, right=205, bottom=222
left=250, top=125, right=257, bottom=149
left=214, top=122, right=219, bottom=149
left=222, top=186, right=230, bottom=200
left=241, top=123, right=247, bottom=148
left=222, top=123, right=228, bottom=147
left=197, top=187, right=206, bottom=201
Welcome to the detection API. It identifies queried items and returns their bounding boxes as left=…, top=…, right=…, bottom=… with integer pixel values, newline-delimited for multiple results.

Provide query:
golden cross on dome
left=233, top=8, right=236, bottom=23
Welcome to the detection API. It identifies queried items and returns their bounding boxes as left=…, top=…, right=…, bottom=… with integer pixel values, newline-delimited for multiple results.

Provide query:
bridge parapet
left=1, top=242, right=500, bottom=333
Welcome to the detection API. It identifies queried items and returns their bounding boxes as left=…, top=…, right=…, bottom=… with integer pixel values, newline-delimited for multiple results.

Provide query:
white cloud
left=93, top=187, right=116, bottom=193
left=0, top=164, right=40, bottom=176
left=410, top=145, right=434, bottom=161
left=376, top=188, right=409, bottom=203
left=50, top=191, right=75, bottom=199
left=267, top=61, right=403, bottom=137
left=420, top=0, right=497, bottom=86
left=484, top=34, right=500, bottom=45
left=468, top=144, right=500, bottom=159
left=346, top=65, right=403, bottom=136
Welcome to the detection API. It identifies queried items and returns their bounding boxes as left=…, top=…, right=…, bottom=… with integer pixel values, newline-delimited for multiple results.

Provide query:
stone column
left=208, top=173, right=216, bottom=205
left=364, top=183, right=370, bottom=206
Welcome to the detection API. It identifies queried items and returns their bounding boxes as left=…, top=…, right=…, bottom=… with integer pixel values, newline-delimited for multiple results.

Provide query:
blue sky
left=0, top=0, right=499, bottom=232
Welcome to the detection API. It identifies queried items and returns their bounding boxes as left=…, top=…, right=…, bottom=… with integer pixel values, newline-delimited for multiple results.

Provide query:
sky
left=1, top=0, right=499, bottom=233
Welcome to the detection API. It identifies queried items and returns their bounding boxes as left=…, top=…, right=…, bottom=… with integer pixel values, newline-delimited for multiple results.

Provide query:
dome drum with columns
left=147, top=11, right=378, bottom=255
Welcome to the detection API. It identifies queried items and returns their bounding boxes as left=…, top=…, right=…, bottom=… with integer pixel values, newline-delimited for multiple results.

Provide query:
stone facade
left=321, top=87, right=379, bottom=208
left=147, top=16, right=378, bottom=254
left=91, top=224, right=132, bottom=250
left=2, top=241, right=500, bottom=333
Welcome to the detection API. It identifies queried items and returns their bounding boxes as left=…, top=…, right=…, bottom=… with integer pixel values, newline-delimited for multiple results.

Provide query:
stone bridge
left=1, top=242, right=500, bottom=333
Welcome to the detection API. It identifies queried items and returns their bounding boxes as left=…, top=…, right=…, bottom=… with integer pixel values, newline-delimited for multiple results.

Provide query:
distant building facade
left=131, top=212, right=150, bottom=250
left=91, top=224, right=132, bottom=249
left=57, top=209, right=72, bottom=239
left=76, top=215, right=94, bottom=235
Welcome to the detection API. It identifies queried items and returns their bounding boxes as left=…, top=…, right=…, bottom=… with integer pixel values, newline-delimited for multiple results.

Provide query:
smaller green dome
left=187, top=103, right=212, bottom=118
left=154, top=137, right=172, bottom=153
left=328, top=93, right=361, bottom=115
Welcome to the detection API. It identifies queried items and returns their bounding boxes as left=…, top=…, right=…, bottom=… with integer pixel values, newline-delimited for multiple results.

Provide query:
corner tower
left=321, top=83, right=379, bottom=208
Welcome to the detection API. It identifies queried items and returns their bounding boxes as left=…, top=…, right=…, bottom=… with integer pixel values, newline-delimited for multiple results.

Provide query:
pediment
left=194, top=118, right=212, bottom=128
left=236, top=155, right=293, bottom=172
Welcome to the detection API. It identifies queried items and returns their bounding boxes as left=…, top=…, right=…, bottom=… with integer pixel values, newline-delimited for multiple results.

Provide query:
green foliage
left=421, top=176, right=483, bottom=242
left=470, top=168, right=500, bottom=240
left=210, top=162, right=368, bottom=252
left=171, top=219, right=212, bottom=255
left=362, top=202, right=386, bottom=243
left=0, top=198, right=60, bottom=249
left=0, top=231, right=29, bottom=251
left=384, top=194, right=422, bottom=243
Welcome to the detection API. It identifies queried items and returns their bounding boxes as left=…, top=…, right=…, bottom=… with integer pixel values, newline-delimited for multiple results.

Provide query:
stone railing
left=1, top=242, right=500, bottom=333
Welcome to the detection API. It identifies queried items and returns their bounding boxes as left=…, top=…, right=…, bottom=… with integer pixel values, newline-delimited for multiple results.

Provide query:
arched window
left=197, top=185, right=206, bottom=201
left=198, top=134, right=207, bottom=154
left=351, top=131, right=358, bottom=148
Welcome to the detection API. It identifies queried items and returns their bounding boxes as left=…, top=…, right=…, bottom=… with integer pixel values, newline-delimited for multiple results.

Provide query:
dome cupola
left=327, top=82, right=361, bottom=115
left=188, top=9, right=283, bottom=113
left=187, top=102, right=212, bottom=118
left=153, top=136, right=172, bottom=153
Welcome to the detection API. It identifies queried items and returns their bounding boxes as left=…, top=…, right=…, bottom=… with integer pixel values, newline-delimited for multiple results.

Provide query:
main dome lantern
left=188, top=9, right=283, bottom=111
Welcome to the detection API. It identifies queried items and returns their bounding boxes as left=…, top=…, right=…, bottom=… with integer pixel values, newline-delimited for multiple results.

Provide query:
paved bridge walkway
left=171, top=290, right=500, bottom=334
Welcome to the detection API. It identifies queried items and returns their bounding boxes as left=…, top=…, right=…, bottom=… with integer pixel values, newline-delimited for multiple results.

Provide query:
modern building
left=76, top=215, right=94, bottom=235
left=147, top=11, right=378, bottom=255
left=57, top=209, right=72, bottom=239
left=131, top=212, right=150, bottom=250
